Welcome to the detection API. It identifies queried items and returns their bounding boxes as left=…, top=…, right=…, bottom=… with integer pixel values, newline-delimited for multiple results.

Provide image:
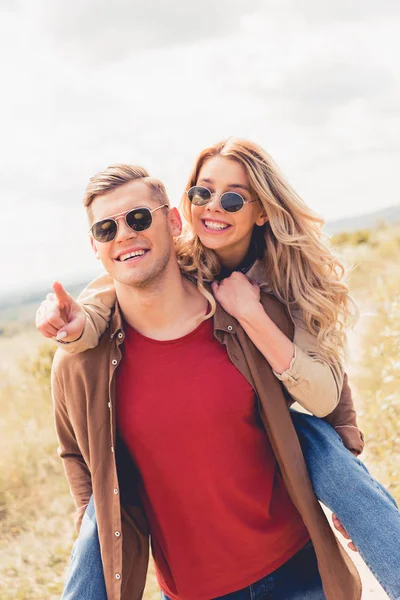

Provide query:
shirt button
left=108, top=402, right=111, bottom=409
left=114, top=488, right=119, bottom=495
left=115, top=573, right=121, bottom=580
left=112, top=359, right=118, bottom=366
left=115, top=531, right=121, bottom=537
left=227, top=325, right=233, bottom=331
left=111, top=446, right=114, bottom=453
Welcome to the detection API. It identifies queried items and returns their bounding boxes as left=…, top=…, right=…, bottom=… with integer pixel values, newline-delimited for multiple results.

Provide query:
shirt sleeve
left=323, top=373, right=365, bottom=455
left=273, top=306, right=344, bottom=417
left=52, top=356, right=93, bottom=531
left=56, top=272, right=116, bottom=355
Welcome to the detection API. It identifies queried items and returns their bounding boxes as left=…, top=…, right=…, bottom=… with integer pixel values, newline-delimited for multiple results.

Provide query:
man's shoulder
left=258, top=291, right=294, bottom=337
left=259, top=290, right=284, bottom=312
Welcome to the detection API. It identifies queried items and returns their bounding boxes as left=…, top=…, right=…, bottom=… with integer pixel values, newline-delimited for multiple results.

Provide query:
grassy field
left=0, top=224, right=399, bottom=598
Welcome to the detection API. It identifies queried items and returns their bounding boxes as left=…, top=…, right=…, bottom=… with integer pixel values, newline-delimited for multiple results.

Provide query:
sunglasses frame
left=186, top=186, right=258, bottom=213
left=90, top=204, right=169, bottom=242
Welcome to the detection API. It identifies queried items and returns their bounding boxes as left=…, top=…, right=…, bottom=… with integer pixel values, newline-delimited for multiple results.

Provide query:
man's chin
left=112, top=265, right=163, bottom=289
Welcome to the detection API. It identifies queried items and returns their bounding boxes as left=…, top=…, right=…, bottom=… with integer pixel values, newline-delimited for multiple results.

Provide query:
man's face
left=90, top=180, right=180, bottom=288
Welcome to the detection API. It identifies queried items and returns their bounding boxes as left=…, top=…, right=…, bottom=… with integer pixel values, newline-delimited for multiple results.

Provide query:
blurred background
left=0, top=1, right=399, bottom=598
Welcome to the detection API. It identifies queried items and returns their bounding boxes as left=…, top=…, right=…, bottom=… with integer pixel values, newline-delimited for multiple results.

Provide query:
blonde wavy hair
left=177, top=138, right=357, bottom=365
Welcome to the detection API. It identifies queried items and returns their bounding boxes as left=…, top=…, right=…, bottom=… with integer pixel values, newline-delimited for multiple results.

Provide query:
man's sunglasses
left=90, top=204, right=169, bottom=243
left=186, top=186, right=258, bottom=213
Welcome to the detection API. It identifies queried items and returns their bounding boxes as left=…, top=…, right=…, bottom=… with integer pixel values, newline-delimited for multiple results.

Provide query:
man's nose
left=114, top=218, right=138, bottom=243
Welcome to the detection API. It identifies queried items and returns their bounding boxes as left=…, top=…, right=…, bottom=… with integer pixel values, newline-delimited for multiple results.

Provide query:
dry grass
left=0, top=224, right=399, bottom=598
left=332, top=225, right=400, bottom=499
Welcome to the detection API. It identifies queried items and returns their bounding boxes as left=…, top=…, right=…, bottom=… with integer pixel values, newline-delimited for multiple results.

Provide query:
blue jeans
left=291, top=410, right=400, bottom=600
left=61, top=413, right=400, bottom=600
left=61, top=495, right=107, bottom=600
left=161, top=540, right=323, bottom=599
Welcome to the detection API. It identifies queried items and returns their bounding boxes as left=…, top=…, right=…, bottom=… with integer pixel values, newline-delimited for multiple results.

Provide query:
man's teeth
left=119, top=250, right=146, bottom=261
left=204, top=220, right=229, bottom=231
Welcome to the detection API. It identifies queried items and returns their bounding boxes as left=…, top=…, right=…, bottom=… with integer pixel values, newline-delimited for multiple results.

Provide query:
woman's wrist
left=236, top=300, right=267, bottom=326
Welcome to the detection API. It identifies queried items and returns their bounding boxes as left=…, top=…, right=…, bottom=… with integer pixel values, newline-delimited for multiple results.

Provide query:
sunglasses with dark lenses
left=90, top=204, right=168, bottom=243
left=186, top=186, right=258, bottom=213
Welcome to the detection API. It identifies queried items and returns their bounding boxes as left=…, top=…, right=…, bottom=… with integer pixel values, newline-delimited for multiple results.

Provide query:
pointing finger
left=52, top=281, right=72, bottom=307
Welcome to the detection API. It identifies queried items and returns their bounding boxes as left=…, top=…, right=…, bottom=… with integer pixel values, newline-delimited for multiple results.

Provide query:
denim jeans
left=61, top=412, right=400, bottom=600
left=291, top=410, right=400, bottom=600
left=61, top=495, right=107, bottom=600
left=161, top=540, right=323, bottom=599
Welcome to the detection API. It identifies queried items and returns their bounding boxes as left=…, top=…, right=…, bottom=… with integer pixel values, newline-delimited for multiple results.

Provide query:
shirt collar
left=109, top=302, right=124, bottom=339
left=213, top=301, right=237, bottom=334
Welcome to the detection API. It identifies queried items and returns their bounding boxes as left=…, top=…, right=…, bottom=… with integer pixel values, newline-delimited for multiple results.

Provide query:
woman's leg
left=61, top=495, right=107, bottom=600
left=291, top=409, right=400, bottom=600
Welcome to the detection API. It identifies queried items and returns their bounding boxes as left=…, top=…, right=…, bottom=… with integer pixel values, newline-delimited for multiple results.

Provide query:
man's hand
left=332, top=514, right=358, bottom=552
left=35, top=281, right=86, bottom=343
left=211, top=272, right=261, bottom=322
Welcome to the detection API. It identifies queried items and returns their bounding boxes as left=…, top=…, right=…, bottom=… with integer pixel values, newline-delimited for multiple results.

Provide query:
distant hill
left=0, top=278, right=94, bottom=328
left=324, top=204, right=400, bottom=235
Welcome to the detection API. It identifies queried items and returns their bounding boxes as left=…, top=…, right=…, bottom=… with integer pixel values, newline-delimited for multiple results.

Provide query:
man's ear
left=89, top=234, right=101, bottom=260
left=168, top=207, right=183, bottom=237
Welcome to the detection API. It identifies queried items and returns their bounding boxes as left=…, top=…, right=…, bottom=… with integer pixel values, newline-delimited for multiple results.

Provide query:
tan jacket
left=52, top=292, right=362, bottom=600
left=58, top=265, right=364, bottom=453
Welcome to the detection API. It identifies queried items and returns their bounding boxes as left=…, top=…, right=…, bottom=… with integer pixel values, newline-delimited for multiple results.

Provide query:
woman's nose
left=205, top=193, right=223, bottom=212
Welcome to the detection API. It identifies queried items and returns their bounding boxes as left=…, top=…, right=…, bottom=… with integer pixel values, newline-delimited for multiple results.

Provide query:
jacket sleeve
left=56, top=272, right=116, bottom=355
left=273, top=306, right=344, bottom=417
left=323, top=373, right=364, bottom=455
left=52, top=358, right=92, bottom=531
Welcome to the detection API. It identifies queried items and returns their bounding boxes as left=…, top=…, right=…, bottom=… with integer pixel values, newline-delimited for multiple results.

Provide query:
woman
left=37, top=139, right=400, bottom=599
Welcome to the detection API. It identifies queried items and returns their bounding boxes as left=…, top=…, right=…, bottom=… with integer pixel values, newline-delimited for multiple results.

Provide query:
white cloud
left=20, top=0, right=262, bottom=64
left=0, top=2, right=399, bottom=292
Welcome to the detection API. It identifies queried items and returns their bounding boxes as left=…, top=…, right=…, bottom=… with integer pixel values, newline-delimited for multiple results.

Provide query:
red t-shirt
left=116, top=318, right=309, bottom=600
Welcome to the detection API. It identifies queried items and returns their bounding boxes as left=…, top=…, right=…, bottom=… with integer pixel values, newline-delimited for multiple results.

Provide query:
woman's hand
left=212, top=272, right=262, bottom=322
left=36, top=281, right=86, bottom=342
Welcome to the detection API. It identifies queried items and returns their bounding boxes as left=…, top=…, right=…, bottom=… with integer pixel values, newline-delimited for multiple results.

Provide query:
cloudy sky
left=1, top=0, right=399, bottom=294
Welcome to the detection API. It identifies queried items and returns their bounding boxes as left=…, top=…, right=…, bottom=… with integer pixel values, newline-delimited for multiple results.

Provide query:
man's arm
left=323, top=373, right=364, bottom=455
left=52, top=358, right=92, bottom=531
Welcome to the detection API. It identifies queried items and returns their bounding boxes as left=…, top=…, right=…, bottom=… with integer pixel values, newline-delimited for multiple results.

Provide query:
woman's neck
left=217, top=226, right=265, bottom=279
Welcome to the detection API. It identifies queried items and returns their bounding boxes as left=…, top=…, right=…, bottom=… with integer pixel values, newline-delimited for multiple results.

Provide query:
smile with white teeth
left=118, top=250, right=147, bottom=262
left=203, top=220, right=230, bottom=231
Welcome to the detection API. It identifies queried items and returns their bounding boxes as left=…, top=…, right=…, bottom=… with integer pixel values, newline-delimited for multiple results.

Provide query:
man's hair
left=83, top=164, right=170, bottom=221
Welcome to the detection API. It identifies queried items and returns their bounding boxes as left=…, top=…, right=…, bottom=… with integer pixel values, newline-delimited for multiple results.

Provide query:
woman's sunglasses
left=186, top=186, right=258, bottom=213
left=90, top=204, right=168, bottom=243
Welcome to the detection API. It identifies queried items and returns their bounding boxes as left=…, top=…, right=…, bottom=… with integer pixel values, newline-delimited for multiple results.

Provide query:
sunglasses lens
left=92, top=219, right=117, bottom=242
left=126, top=208, right=152, bottom=232
left=220, top=192, right=245, bottom=212
left=187, top=186, right=211, bottom=206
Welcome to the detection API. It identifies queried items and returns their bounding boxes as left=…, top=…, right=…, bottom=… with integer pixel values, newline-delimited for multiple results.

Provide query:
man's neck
left=115, top=263, right=208, bottom=341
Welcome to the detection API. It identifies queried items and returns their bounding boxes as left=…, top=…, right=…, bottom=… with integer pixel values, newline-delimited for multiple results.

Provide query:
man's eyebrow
left=198, top=177, right=250, bottom=192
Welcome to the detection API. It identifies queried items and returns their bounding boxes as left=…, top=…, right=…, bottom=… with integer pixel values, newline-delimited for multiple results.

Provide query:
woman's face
left=190, top=156, right=267, bottom=268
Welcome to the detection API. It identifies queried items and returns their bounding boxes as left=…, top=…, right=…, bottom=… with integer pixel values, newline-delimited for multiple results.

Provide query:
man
left=46, top=164, right=365, bottom=600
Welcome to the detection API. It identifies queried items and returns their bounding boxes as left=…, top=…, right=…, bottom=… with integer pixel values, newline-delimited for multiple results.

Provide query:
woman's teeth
left=204, top=220, right=229, bottom=231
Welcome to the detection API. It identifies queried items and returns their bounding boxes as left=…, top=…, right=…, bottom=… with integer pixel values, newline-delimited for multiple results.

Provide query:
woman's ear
left=255, top=211, right=268, bottom=227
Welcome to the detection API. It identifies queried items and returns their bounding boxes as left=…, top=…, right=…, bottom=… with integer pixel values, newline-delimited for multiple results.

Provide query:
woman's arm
left=36, top=272, right=116, bottom=354
left=212, top=272, right=344, bottom=417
